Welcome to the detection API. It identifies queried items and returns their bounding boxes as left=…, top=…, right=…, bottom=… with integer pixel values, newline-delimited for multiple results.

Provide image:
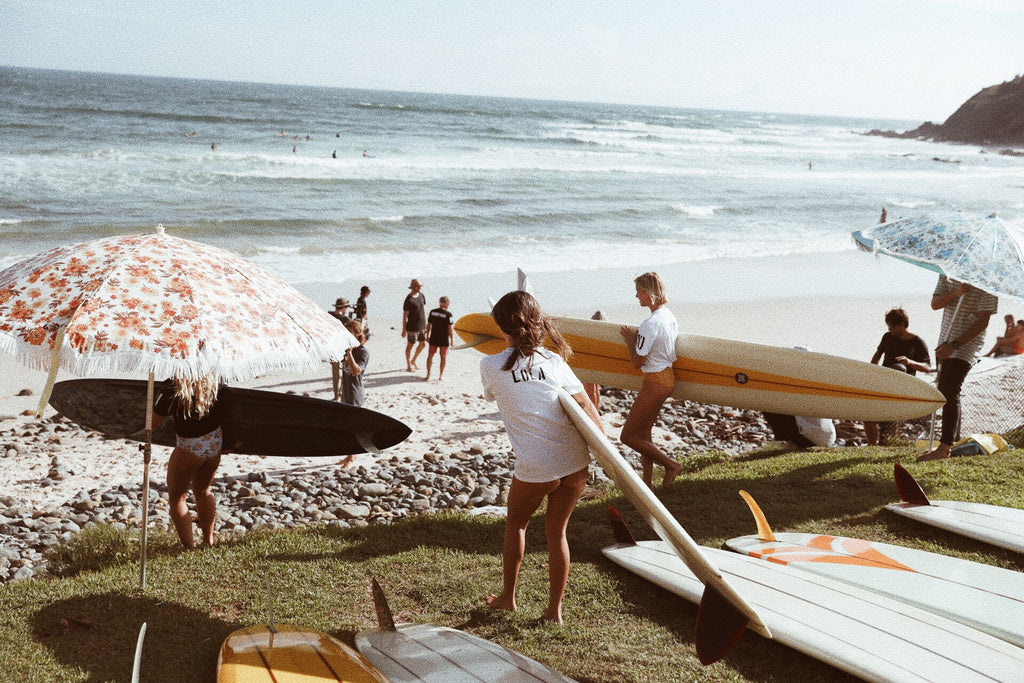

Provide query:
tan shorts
left=642, top=366, right=676, bottom=391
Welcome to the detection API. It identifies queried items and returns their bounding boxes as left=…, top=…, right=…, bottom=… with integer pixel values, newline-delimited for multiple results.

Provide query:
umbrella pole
left=140, top=372, right=154, bottom=590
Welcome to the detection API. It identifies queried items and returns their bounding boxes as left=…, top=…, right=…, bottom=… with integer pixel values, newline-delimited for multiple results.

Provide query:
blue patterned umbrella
left=853, top=212, right=1024, bottom=299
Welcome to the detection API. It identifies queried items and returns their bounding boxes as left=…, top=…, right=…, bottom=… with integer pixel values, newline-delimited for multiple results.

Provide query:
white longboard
left=603, top=514, right=1024, bottom=683
left=355, top=579, right=575, bottom=682
left=455, top=314, right=944, bottom=422
left=557, top=388, right=770, bottom=664
left=887, top=463, right=1024, bottom=554
left=726, top=491, right=1024, bottom=648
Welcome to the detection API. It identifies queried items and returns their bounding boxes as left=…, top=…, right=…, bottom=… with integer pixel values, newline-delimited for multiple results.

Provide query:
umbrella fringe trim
left=0, top=331, right=351, bottom=385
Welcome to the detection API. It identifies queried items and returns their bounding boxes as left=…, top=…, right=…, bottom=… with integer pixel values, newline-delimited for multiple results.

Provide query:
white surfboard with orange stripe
left=725, top=491, right=1024, bottom=648
left=454, top=313, right=944, bottom=422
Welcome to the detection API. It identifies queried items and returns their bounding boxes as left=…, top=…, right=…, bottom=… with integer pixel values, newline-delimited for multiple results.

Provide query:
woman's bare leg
left=485, top=476, right=557, bottom=613
left=620, top=382, right=681, bottom=487
left=167, top=447, right=199, bottom=549
left=191, top=454, right=221, bottom=546
left=541, top=467, right=587, bottom=623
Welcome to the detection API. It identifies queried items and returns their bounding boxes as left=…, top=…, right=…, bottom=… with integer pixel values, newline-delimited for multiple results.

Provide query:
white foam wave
left=674, top=205, right=719, bottom=218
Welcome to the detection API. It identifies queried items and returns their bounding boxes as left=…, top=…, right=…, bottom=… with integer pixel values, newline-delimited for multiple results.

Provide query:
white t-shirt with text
left=635, top=307, right=679, bottom=373
left=481, top=348, right=591, bottom=483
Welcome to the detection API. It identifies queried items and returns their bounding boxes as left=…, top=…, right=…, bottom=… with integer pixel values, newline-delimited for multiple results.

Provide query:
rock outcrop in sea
left=866, top=74, right=1024, bottom=152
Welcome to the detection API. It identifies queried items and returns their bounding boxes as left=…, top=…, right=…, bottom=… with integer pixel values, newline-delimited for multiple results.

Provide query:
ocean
left=2, top=65, right=1024, bottom=316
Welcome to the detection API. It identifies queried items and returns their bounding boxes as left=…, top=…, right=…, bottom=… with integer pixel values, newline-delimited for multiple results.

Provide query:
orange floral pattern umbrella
left=0, top=225, right=356, bottom=382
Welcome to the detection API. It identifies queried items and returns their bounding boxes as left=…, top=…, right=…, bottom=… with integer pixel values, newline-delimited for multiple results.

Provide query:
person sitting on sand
left=865, top=308, right=932, bottom=445
left=481, top=291, right=600, bottom=624
left=153, top=375, right=225, bottom=549
left=984, top=315, right=1024, bottom=357
left=619, top=272, right=683, bottom=488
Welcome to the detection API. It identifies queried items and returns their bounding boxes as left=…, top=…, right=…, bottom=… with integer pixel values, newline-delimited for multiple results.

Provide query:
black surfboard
left=48, top=379, right=411, bottom=457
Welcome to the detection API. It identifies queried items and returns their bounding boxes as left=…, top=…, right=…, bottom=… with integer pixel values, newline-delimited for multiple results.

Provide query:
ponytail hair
left=491, top=290, right=571, bottom=371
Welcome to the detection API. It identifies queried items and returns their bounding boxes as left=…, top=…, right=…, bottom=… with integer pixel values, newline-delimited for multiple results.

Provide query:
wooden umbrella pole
left=140, top=372, right=154, bottom=590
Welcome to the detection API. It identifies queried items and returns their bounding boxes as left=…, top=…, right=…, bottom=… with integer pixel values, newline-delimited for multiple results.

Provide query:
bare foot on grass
left=662, top=461, right=683, bottom=488
left=484, top=593, right=515, bottom=612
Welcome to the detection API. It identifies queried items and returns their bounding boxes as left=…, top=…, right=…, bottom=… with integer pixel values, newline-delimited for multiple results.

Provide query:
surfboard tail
left=894, top=462, right=931, bottom=505
left=695, top=583, right=750, bottom=665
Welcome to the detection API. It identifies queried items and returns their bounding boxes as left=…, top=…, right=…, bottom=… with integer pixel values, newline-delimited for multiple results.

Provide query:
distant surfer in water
left=481, top=291, right=601, bottom=624
left=153, top=375, right=224, bottom=549
left=619, top=272, right=683, bottom=488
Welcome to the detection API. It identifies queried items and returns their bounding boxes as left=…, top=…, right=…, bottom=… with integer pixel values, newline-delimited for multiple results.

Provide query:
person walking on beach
left=865, top=308, right=932, bottom=445
left=402, top=279, right=427, bottom=372
left=329, top=298, right=353, bottom=400
left=480, top=290, right=600, bottom=624
left=425, top=296, right=454, bottom=381
left=919, top=276, right=997, bottom=461
left=619, top=272, right=683, bottom=488
left=153, top=376, right=224, bottom=549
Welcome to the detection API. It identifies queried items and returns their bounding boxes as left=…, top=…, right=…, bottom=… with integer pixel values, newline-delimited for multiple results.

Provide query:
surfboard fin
left=371, top=577, right=398, bottom=632
left=894, top=462, right=931, bottom=506
left=738, top=490, right=776, bottom=542
left=695, top=583, right=749, bottom=665
left=131, top=622, right=146, bottom=683
left=356, top=431, right=381, bottom=456
left=608, top=506, right=637, bottom=545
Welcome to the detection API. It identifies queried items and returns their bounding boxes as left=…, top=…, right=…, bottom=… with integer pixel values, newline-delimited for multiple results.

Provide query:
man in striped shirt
left=919, top=275, right=997, bottom=461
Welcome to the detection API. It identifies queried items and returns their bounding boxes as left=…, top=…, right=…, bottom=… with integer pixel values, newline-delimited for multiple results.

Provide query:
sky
left=2, top=0, right=1023, bottom=121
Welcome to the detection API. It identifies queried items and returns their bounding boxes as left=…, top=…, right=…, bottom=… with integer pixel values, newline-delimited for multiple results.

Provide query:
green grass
left=3, top=444, right=1024, bottom=682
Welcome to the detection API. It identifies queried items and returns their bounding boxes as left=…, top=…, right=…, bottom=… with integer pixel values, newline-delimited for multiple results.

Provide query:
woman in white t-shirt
left=480, top=290, right=601, bottom=624
left=619, top=272, right=683, bottom=488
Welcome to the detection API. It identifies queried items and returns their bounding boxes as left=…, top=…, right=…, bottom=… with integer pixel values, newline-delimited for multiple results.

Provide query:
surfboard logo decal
left=748, top=535, right=915, bottom=572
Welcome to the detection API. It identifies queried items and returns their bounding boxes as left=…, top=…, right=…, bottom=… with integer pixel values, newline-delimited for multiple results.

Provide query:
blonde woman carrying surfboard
left=619, top=272, right=683, bottom=488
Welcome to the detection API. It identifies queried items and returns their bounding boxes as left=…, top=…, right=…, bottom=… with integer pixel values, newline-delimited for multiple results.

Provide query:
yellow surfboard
left=217, top=623, right=390, bottom=683
left=454, top=313, right=943, bottom=422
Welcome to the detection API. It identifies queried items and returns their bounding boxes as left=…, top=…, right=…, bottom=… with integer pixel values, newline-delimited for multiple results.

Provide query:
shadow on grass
left=32, top=592, right=234, bottom=683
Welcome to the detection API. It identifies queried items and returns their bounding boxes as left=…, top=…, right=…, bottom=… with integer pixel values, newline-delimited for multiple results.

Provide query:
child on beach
left=619, top=272, right=683, bottom=488
left=341, top=320, right=369, bottom=407
left=480, top=290, right=601, bottom=624
left=425, top=296, right=454, bottom=381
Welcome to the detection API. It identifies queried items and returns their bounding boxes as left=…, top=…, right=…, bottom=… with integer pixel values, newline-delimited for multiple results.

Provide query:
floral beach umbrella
left=0, top=225, right=356, bottom=383
left=0, top=225, right=357, bottom=587
left=852, top=211, right=1024, bottom=299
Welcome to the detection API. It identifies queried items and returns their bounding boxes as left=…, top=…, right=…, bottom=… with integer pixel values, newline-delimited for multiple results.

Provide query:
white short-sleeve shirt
left=480, top=348, right=591, bottom=483
left=635, top=307, right=679, bottom=373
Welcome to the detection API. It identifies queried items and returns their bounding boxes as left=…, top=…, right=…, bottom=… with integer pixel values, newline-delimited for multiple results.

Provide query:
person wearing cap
left=402, top=279, right=428, bottom=371
left=330, top=297, right=351, bottom=323
left=329, top=297, right=353, bottom=400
